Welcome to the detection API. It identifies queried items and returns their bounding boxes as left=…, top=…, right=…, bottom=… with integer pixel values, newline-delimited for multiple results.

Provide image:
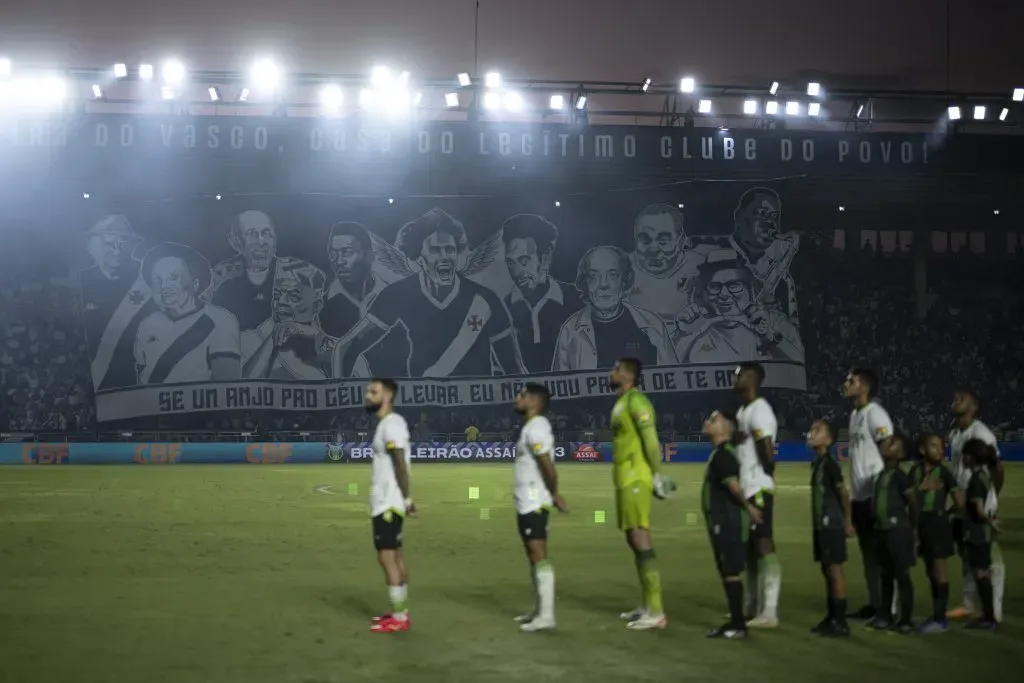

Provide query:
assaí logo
left=574, top=444, right=601, bottom=461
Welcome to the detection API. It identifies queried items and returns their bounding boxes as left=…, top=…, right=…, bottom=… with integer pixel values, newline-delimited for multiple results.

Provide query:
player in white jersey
left=363, top=378, right=415, bottom=634
left=947, top=390, right=1005, bottom=622
left=511, top=382, right=568, bottom=632
left=843, top=368, right=895, bottom=624
left=732, top=363, right=781, bottom=627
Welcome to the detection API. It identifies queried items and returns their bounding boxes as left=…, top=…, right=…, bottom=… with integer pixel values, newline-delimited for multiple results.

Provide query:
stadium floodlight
left=808, top=102, right=822, bottom=116
left=359, top=88, right=374, bottom=108
left=445, top=92, right=459, bottom=108
left=743, top=99, right=758, bottom=115
left=856, top=104, right=865, bottom=118
left=1000, top=107, right=1009, bottom=121
left=503, top=91, right=524, bottom=111
left=1013, top=88, right=1024, bottom=102
left=807, top=81, right=821, bottom=97
left=482, top=91, right=500, bottom=109
left=641, top=78, right=651, bottom=93
left=251, top=58, right=282, bottom=92
left=947, top=105, right=962, bottom=120
left=766, top=100, right=779, bottom=115
left=83, top=193, right=90, bottom=199
left=208, top=86, right=221, bottom=102
left=575, top=95, right=588, bottom=110
left=139, top=64, right=154, bottom=80
left=697, top=99, right=711, bottom=113
left=457, top=72, right=471, bottom=87
left=113, top=63, right=127, bottom=79
left=0, top=58, right=12, bottom=77
left=320, top=84, right=343, bottom=111
left=91, top=84, right=103, bottom=99
left=162, top=59, right=186, bottom=87
left=554, top=201, right=561, bottom=208
left=549, top=94, right=565, bottom=110
left=994, top=209, right=1000, bottom=215
left=370, top=66, right=392, bottom=88
left=785, top=101, right=800, bottom=116
left=238, top=87, right=251, bottom=103
left=679, top=77, right=695, bottom=93
left=769, top=81, right=779, bottom=95
left=973, top=105, right=986, bottom=120
left=484, top=71, right=502, bottom=88
left=160, top=86, right=175, bottom=101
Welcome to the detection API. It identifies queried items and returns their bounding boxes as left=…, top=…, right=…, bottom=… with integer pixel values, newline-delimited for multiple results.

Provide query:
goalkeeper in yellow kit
left=609, top=357, right=674, bottom=630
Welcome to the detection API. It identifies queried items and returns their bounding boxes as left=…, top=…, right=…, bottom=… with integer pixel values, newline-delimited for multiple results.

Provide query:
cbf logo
left=325, top=443, right=345, bottom=462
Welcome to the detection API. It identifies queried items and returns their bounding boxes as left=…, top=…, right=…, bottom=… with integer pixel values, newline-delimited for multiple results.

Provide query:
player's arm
left=868, top=406, right=895, bottom=452
left=527, top=422, right=564, bottom=510
left=897, top=469, right=918, bottom=528
left=629, top=392, right=662, bottom=474
left=385, top=425, right=414, bottom=513
left=716, top=449, right=761, bottom=521
left=829, top=458, right=854, bottom=535
left=967, top=476, right=991, bottom=523
left=944, top=467, right=965, bottom=510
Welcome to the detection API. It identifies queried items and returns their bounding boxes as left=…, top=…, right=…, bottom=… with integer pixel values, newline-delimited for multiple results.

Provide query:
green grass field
left=1, top=463, right=1022, bottom=683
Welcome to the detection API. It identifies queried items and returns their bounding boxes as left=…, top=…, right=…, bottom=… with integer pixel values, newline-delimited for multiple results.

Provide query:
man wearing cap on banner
left=79, top=215, right=156, bottom=390
left=135, top=243, right=241, bottom=384
left=675, top=249, right=802, bottom=364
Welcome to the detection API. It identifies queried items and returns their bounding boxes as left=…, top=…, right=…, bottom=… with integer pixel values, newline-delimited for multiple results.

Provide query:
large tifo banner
left=72, top=175, right=807, bottom=421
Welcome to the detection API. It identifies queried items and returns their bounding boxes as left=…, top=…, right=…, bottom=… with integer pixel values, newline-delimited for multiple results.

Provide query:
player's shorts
left=709, top=533, right=746, bottom=577
left=852, top=499, right=874, bottom=540
left=876, top=527, right=915, bottom=573
left=917, top=515, right=954, bottom=561
left=616, top=483, right=653, bottom=531
left=964, top=542, right=992, bottom=571
left=371, top=510, right=404, bottom=551
left=517, top=509, right=550, bottom=542
left=813, top=529, right=848, bottom=565
left=951, top=516, right=966, bottom=553
left=747, top=490, right=774, bottom=541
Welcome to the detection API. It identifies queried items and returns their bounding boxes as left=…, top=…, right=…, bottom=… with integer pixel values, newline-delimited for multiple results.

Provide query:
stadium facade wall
left=3, top=441, right=1023, bottom=465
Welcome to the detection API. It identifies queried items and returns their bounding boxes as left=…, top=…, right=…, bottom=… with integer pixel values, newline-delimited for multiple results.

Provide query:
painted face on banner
left=584, top=248, right=625, bottom=313
left=233, top=211, right=278, bottom=270
left=419, top=231, right=459, bottom=287
left=87, top=233, right=131, bottom=273
left=505, top=237, right=549, bottom=292
left=273, top=274, right=320, bottom=325
left=329, top=234, right=370, bottom=284
left=150, top=256, right=197, bottom=311
left=635, top=212, right=682, bottom=275
left=703, top=267, right=752, bottom=317
left=737, top=193, right=781, bottom=250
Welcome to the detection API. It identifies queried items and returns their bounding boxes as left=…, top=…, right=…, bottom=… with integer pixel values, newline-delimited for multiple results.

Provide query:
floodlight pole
left=474, top=1, right=480, bottom=77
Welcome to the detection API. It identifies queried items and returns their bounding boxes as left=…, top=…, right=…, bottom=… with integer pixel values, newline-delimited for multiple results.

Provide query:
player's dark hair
left=717, top=409, right=744, bottom=446
left=617, top=357, right=643, bottom=379
left=522, top=382, right=551, bottom=412
left=737, top=362, right=765, bottom=385
left=501, top=214, right=558, bottom=256
left=371, top=378, right=398, bottom=399
left=962, top=438, right=996, bottom=468
left=849, top=367, right=879, bottom=397
left=889, top=432, right=909, bottom=459
left=395, top=208, right=468, bottom=260
left=955, top=388, right=983, bottom=414
left=819, top=420, right=838, bottom=445
left=328, top=221, right=373, bottom=254
left=574, top=246, right=635, bottom=303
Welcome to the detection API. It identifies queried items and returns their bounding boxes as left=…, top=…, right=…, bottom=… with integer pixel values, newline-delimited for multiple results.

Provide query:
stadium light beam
left=785, top=101, right=800, bottom=116
left=743, top=99, right=758, bottom=115
left=973, top=105, right=986, bottom=120
left=457, top=72, right=471, bottom=87
left=948, top=105, right=962, bottom=120
left=139, top=64, right=154, bottom=80
left=679, top=77, right=695, bottom=93
left=445, top=92, right=459, bottom=108
left=251, top=58, right=282, bottom=93
left=766, top=100, right=779, bottom=115
left=162, top=59, right=186, bottom=87
left=549, top=94, right=565, bottom=110
left=320, top=83, right=343, bottom=111
left=808, top=102, right=821, bottom=117
left=769, top=81, right=779, bottom=95
left=641, top=78, right=651, bottom=93
left=484, top=71, right=502, bottom=88
left=807, top=81, right=821, bottom=97
left=697, top=99, right=711, bottom=113
left=1013, top=88, right=1024, bottom=102
left=113, top=63, right=127, bottom=79
left=1000, top=107, right=1009, bottom=121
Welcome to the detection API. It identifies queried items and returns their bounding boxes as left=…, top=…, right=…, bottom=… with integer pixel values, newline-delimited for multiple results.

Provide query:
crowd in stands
left=2, top=237, right=1021, bottom=441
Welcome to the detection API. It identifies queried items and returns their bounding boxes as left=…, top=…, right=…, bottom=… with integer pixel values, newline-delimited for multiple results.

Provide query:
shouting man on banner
left=134, top=243, right=241, bottom=384
left=332, top=208, right=525, bottom=378
left=243, top=260, right=335, bottom=380
left=553, top=246, right=676, bottom=371
left=79, top=215, right=156, bottom=391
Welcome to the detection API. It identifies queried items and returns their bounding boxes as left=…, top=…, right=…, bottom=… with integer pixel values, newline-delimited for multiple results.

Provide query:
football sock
left=529, top=565, right=539, bottom=615
left=761, top=553, right=781, bottom=619
left=880, top=571, right=895, bottom=622
left=863, top=550, right=882, bottom=613
left=389, top=583, right=408, bottom=620
left=534, top=560, right=555, bottom=620
left=896, top=572, right=914, bottom=624
left=830, top=597, right=848, bottom=624
left=636, top=549, right=663, bottom=615
left=932, top=581, right=949, bottom=621
left=745, top=565, right=759, bottom=615
left=991, top=543, right=1005, bottom=621
left=962, top=564, right=979, bottom=612
left=725, top=580, right=744, bottom=629
left=977, top=575, right=995, bottom=622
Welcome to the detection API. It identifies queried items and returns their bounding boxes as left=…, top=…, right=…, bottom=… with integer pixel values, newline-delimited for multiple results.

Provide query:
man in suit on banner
left=320, top=221, right=386, bottom=340
left=553, top=246, right=676, bottom=371
left=134, top=243, right=241, bottom=384
left=501, top=214, right=579, bottom=373
left=79, top=215, right=156, bottom=390
left=332, top=208, right=525, bottom=378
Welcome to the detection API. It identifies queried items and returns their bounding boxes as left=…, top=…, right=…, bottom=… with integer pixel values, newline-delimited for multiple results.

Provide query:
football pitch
left=1, top=463, right=1022, bottom=683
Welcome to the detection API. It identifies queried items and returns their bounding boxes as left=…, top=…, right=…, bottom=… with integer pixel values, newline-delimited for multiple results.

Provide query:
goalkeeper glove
left=653, top=473, right=676, bottom=500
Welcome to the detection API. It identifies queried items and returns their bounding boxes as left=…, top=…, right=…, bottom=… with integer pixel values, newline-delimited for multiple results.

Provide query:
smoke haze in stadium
left=1, top=0, right=1022, bottom=91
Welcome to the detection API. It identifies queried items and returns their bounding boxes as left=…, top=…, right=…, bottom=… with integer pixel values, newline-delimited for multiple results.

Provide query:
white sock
left=762, top=555, right=782, bottom=620
left=745, top=566, right=759, bottom=615
left=992, top=543, right=1005, bottom=621
left=389, top=584, right=408, bottom=620
left=534, top=562, right=555, bottom=620
left=530, top=568, right=539, bottom=615
left=962, top=565, right=979, bottom=612
left=891, top=583, right=900, bottom=620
